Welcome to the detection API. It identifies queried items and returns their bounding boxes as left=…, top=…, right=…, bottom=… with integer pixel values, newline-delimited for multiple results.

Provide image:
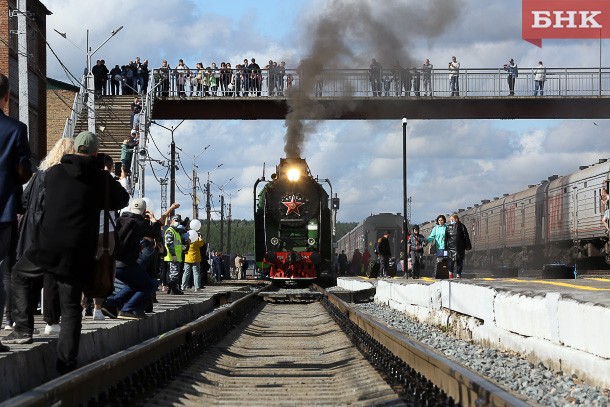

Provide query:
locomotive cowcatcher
left=254, top=158, right=332, bottom=283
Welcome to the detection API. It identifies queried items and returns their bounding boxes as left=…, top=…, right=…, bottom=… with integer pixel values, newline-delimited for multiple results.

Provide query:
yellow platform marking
left=503, top=278, right=610, bottom=291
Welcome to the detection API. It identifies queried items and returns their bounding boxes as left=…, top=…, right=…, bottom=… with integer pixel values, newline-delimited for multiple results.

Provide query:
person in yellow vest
left=182, top=232, right=204, bottom=291
left=164, top=215, right=184, bottom=295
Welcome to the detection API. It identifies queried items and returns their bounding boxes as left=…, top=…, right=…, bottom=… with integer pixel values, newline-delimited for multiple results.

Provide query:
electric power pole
left=192, top=167, right=198, bottom=219
left=227, top=201, right=232, bottom=256
left=170, top=136, right=176, bottom=215
left=205, top=181, right=211, bottom=244
left=219, top=194, right=225, bottom=252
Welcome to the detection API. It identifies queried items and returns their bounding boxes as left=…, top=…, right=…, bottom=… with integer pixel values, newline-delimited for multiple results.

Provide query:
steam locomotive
left=254, top=158, right=332, bottom=283
left=419, top=158, right=610, bottom=271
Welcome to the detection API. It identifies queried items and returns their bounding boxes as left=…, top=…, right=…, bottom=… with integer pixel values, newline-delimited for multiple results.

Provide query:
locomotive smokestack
left=283, top=0, right=460, bottom=158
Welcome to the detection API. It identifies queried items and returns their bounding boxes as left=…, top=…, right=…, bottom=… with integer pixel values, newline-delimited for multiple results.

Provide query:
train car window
left=564, top=187, right=568, bottom=193
left=584, top=181, right=588, bottom=187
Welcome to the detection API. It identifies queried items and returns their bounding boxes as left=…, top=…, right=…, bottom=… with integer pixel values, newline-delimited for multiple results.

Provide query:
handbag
left=83, top=175, right=115, bottom=298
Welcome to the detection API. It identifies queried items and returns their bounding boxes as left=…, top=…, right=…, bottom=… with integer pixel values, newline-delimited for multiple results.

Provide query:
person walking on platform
left=7, top=131, right=128, bottom=374
left=164, top=215, right=184, bottom=295
left=350, top=249, right=362, bottom=276
left=337, top=250, right=348, bottom=276
left=376, top=231, right=392, bottom=278
left=426, top=215, right=448, bottom=278
left=0, top=73, right=32, bottom=351
left=444, top=214, right=472, bottom=279
left=407, top=225, right=427, bottom=279
left=503, top=58, right=518, bottom=96
left=534, top=61, right=546, bottom=96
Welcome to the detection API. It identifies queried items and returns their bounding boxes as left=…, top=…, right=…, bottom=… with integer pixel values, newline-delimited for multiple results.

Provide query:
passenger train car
left=336, top=213, right=404, bottom=273
left=419, top=159, right=610, bottom=270
left=254, top=158, right=332, bottom=283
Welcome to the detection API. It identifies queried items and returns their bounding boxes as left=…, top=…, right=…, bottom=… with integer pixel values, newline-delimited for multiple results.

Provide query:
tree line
left=205, top=219, right=358, bottom=255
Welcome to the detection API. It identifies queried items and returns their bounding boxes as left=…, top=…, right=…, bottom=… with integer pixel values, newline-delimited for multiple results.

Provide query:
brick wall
left=0, top=0, right=50, bottom=162
left=46, top=89, right=77, bottom=152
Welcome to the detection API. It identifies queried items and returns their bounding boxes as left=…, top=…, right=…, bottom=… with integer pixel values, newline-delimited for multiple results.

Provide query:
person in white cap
left=101, top=198, right=160, bottom=320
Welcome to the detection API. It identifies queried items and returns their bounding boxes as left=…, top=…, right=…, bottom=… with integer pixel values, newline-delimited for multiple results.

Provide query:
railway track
left=3, top=285, right=531, bottom=407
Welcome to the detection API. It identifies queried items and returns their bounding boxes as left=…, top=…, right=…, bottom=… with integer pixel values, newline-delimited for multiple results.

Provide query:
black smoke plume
left=284, top=0, right=461, bottom=159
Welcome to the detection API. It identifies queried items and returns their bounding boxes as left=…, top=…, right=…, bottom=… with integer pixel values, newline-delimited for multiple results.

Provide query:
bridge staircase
left=72, top=95, right=135, bottom=162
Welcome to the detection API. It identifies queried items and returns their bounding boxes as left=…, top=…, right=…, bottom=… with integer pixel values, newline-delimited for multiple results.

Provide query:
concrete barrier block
left=374, top=280, right=392, bottom=304
left=440, top=281, right=495, bottom=323
left=494, top=292, right=560, bottom=343
left=557, top=299, right=610, bottom=359
left=391, top=282, right=432, bottom=308
left=336, top=277, right=375, bottom=291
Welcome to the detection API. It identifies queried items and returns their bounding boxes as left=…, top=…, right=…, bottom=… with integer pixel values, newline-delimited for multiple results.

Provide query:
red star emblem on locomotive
left=282, top=194, right=304, bottom=216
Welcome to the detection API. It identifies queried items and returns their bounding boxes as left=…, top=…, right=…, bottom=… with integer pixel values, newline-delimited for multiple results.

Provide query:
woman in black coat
left=444, top=214, right=472, bottom=279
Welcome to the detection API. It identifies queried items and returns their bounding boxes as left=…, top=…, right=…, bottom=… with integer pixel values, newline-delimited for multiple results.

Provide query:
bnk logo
left=523, top=0, right=610, bottom=47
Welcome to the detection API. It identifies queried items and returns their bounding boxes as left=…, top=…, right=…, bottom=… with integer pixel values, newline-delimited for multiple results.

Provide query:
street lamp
left=56, top=27, right=123, bottom=134
left=402, top=118, right=408, bottom=270
left=151, top=120, right=185, bottom=214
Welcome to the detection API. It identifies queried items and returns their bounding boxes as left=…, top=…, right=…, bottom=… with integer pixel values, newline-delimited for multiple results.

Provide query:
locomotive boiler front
left=254, top=157, right=331, bottom=282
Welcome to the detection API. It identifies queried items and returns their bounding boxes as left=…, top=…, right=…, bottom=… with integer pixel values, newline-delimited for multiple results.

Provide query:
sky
left=41, top=0, right=610, bottom=226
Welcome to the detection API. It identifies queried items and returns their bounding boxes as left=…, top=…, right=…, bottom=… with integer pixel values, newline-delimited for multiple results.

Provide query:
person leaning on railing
left=534, top=61, right=546, bottom=97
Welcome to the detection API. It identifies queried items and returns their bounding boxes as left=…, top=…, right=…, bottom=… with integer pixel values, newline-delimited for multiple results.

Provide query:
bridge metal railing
left=149, top=67, right=610, bottom=98
left=61, top=75, right=88, bottom=139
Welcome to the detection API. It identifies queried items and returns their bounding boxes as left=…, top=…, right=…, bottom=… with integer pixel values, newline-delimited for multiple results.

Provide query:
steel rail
left=0, top=287, right=269, bottom=407
left=319, top=285, right=534, bottom=407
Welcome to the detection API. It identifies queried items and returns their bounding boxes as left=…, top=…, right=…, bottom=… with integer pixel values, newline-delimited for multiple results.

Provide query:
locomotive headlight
left=287, top=168, right=301, bottom=182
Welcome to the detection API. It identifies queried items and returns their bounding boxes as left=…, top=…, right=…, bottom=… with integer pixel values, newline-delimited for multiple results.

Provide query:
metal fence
left=144, top=67, right=610, bottom=98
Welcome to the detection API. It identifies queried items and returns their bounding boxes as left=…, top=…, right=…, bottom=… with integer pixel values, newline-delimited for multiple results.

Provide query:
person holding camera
left=503, top=58, right=518, bottom=96
left=449, top=56, right=460, bottom=96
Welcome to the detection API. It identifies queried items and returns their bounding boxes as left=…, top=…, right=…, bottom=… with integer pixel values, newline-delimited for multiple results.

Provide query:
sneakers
left=448, top=272, right=454, bottom=279
left=4, top=330, right=33, bottom=344
left=44, top=324, right=61, bottom=335
left=4, top=321, right=14, bottom=331
left=117, top=311, right=146, bottom=320
left=101, top=304, right=118, bottom=319
left=93, top=309, right=105, bottom=321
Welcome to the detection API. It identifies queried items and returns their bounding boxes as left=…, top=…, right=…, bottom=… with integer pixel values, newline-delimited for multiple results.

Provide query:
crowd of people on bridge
left=90, top=55, right=548, bottom=99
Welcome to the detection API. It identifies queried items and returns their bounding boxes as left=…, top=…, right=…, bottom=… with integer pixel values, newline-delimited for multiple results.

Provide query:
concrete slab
left=0, top=285, right=251, bottom=402
left=337, top=276, right=610, bottom=389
